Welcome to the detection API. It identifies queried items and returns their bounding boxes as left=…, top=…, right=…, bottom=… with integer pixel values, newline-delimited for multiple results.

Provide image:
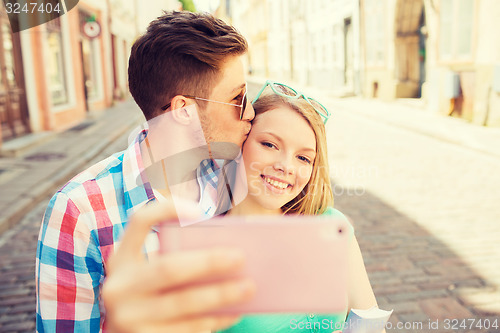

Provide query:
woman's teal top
left=216, top=207, right=352, bottom=333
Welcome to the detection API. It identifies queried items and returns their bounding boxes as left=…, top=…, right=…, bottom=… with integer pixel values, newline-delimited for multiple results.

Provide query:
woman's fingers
left=128, top=247, right=246, bottom=294
left=102, top=247, right=249, bottom=315
left=124, top=277, right=256, bottom=322
left=109, top=200, right=201, bottom=267
left=115, top=201, right=178, bottom=259
left=103, top=200, right=254, bottom=333
left=106, top=278, right=255, bottom=333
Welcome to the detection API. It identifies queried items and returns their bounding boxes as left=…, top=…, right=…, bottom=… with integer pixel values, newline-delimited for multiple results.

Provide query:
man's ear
left=170, top=96, right=196, bottom=125
left=169, top=95, right=189, bottom=112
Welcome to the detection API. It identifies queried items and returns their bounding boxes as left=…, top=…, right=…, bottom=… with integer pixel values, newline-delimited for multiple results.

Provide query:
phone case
left=159, top=215, right=350, bottom=314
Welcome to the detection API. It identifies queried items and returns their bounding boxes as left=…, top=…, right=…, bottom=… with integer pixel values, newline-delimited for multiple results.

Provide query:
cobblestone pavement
left=1, top=87, right=500, bottom=332
left=0, top=100, right=143, bottom=233
left=0, top=110, right=139, bottom=332
left=327, top=104, right=500, bottom=332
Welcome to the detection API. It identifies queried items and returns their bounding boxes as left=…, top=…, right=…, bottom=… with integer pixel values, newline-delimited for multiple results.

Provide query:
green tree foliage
left=179, top=0, right=197, bottom=12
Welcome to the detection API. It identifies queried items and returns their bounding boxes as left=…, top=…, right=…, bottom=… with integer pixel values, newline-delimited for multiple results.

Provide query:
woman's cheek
left=243, top=144, right=257, bottom=172
left=247, top=160, right=262, bottom=178
left=297, top=166, right=313, bottom=189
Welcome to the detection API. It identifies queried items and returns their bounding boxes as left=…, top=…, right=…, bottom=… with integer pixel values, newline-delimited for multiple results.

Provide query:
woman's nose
left=273, top=156, right=295, bottom=175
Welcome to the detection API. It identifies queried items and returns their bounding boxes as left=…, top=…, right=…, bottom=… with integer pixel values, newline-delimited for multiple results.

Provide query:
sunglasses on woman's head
left=251, top=80, right=331, bottom=124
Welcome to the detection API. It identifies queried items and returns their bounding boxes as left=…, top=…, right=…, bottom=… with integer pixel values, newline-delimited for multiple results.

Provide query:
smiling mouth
left=261, top=175, right=293, bottom=190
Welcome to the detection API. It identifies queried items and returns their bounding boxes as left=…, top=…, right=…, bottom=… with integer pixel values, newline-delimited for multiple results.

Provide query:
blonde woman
left=217, top=81, right=379, bottom=332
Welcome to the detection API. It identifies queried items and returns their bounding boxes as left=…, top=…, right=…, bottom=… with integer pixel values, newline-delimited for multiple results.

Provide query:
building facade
left=0, top=8, right=31, bottom=143
left=362, top=0, right=500, bottom=126
left=0, top=0, right=184, bottom=149
left=0, top=0, right=134, bottom=147
left=136, top=0, right=182, bottom=34
left=226, top=0, right=500, bottom=127
left=228, top=0, right=362, bottom=95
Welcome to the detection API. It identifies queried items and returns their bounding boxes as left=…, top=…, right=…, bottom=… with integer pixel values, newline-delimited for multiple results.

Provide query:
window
left=439, top=0, right=474, bottom=60
left=46, top=18, right=69, bottom=106
left=364, top=0, right=386, bottom=67
left=1, top=23, right=16, bottom=87
left=79, top=11, right=103, bottom=102
left=81, top=37, right=99, bottom=101
left=226, top=0, right=231, bottom=17
left=456, top=0, right=474, bottom=56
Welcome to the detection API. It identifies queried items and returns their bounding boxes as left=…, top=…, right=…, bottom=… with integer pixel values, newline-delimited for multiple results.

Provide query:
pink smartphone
left=159, top=215, right=351, bottom=315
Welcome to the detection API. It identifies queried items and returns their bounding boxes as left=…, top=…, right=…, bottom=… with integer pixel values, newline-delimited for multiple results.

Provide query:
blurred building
left=224, top=0, right=500, bottom=127
left=136, top=0, right=182, bottom=34
left=212, top=0, right=232, bottom=24
left=0, top=0, right=182, bottom=150
left=228, top=0, right=362, bottom=95
left=0, top=0, right=132, bottom=148
left=228, top=0, right=268, bottom=78
left=362, top=0, right=500, bottom=126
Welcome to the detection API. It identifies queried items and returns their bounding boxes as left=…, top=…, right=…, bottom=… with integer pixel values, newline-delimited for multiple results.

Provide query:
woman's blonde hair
left=251, top=93, right=333, bottom=215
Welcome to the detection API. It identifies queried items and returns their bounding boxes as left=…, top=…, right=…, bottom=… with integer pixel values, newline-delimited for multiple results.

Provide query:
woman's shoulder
left=321, top=206, right=347, bottom=219
left=321, top=207, right=354, bottom=235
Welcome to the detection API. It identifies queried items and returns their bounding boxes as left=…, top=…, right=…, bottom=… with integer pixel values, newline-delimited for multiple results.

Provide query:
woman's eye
left=261, top=142, right=276, bottom=149
left=298, top=156, right=312, bottom=164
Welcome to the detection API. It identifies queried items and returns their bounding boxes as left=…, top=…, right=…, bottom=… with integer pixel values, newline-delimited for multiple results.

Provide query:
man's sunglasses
left=161, top=85, right=248, bottom=120
left=251, top=80, right=331, bottom=124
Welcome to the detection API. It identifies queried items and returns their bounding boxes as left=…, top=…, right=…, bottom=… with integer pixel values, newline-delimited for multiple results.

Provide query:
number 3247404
left=5, top=2, right=61, bottom=14
left=443, top=318, right=498, bottom=330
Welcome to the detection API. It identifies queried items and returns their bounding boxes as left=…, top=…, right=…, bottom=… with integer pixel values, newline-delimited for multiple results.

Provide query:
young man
left=36, top=11, right=256, bottom=332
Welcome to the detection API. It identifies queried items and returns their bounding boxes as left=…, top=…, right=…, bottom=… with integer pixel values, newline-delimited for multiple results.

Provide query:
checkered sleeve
left=36, top=191, right=104, bottom=332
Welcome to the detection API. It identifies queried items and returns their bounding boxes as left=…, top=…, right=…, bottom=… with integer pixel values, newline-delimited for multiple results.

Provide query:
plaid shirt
left=198, top=158, right=221, bottom=216
left=35, top=131, right=220, bottom=332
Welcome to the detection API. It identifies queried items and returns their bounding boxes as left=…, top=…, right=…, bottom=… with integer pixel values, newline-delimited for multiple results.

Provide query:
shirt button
left=309, top=313, right=315, bottom=318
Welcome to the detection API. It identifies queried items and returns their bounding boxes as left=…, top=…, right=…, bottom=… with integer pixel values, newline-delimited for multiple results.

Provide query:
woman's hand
left=102, top=201, right=256, bottom=333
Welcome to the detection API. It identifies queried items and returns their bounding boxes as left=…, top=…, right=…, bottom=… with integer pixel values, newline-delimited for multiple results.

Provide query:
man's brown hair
left=128, top=11, right=248, bottom=120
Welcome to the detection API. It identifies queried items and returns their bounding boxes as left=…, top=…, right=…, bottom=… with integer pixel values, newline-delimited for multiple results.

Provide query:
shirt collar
left=122, top=129, right=156, bottom=218
left=198, top=158, right=221, bottom=188
left=122, top=130, right=234, bottom=221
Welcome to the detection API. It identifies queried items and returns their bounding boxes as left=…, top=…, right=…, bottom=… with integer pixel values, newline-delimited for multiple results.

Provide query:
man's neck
left=145, top=160, right=201, bottom=203
left=228, top=196, right=282, bottom=216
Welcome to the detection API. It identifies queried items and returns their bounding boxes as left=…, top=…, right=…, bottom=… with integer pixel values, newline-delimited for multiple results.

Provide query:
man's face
left=199, top=55, right=255, bottom=151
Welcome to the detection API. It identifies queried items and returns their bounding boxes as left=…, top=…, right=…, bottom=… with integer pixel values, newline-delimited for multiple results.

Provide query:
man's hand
left=102, top=201, right=255, bottom=333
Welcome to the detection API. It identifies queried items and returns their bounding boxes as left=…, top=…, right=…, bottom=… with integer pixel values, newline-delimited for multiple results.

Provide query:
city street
left=0, top=101, right=144, bottom=332
left=325, top=98, right=500, bottom=332
left=0, top=89, right=499, bottom=332
left=0, top=0, right=498, bottom=332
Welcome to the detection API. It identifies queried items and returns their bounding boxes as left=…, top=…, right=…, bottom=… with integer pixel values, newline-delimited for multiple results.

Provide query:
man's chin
left=208, top=141, right=241, bottom=160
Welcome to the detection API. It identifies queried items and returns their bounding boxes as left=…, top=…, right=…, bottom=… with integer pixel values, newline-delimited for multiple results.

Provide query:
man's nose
left=242, top=101, right=255, bottom=121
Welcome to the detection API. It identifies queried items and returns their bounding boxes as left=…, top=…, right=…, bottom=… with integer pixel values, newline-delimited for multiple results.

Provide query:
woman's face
left=242, top=106, right=317, bottom=211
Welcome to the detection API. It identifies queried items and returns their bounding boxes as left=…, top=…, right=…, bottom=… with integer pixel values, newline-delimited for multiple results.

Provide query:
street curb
left=0, top=112, right=142, bottom=235
left=0, top=132, right=57, bottom=158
